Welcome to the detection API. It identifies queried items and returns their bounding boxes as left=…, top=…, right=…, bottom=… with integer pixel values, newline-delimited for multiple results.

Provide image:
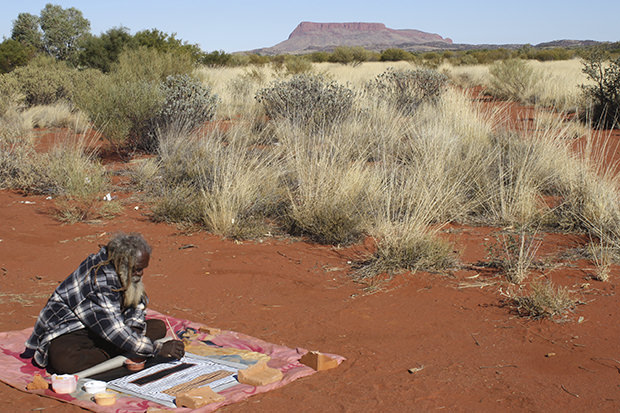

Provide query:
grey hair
left=105, top=233, right=151, bottom=307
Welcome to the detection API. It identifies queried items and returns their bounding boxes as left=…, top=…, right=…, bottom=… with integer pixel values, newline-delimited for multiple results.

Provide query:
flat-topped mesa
left=253, top=21, right=453, bottom=55
left=289, top=22, right=389, bottom=38
left=287, top=21, right=452, bottom=44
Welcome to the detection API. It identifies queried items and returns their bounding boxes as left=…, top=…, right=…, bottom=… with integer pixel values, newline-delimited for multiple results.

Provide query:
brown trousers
left=47, top=319, right=166, bottom=374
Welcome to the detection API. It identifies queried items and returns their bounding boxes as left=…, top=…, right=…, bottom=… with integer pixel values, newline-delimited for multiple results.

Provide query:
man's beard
left=120, top=272, right=145, bottom=308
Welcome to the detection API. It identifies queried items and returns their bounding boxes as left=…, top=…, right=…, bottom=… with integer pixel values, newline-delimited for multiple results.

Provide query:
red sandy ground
left=1, top=101, right=620, bottom=412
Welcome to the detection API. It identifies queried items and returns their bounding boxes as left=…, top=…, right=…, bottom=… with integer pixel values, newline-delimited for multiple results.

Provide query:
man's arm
left=75, top=290, right=163, bottom=358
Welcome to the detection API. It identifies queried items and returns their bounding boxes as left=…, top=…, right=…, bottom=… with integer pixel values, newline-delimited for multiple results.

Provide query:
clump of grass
left=145, top=120, right=283, bottom=239
left=21, top=102, right=90, bottom=132
left=587, top=238, right=614, bottom=282
left=284, top=149, right=377, bottom=245
left=488, top=229, right=543, bottom=284
left=488, top=59, right=542, bottom=104
left=512, top=280, right=577, bottom=319
left=355, top=229, right=456, bottom=282
left=54, top=196, right=122, bottom=223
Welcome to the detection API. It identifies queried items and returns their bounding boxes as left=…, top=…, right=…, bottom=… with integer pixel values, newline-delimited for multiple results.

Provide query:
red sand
left=1, top=103, right=620, bottom=411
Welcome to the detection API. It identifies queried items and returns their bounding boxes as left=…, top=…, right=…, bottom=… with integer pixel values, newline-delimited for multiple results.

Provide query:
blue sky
left=1, top=1, right=618, bottom=53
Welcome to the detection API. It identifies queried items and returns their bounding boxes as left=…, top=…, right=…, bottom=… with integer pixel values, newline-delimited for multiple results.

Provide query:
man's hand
left=157, top=340, right=185, bottom=359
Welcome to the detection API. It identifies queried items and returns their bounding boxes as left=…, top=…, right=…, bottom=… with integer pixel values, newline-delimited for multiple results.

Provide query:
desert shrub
left=283, top=56, right=313, bottom=75
left=34, top=138, right=107, bottom=197
left=4, top=56, right=76, bottom=106
left=75, top=75, right=162, bottom=149
left=0, top=39, right=35, bottom=73
left=581, top=50, right=620, bottom=128
left=255, top=74, right=354, bottom=131
left=367, top=68, right=448, bottom=115
left=587, top=239, right=614, bottom=282
left=137, top=74, right=219, bottom=151
left=380, top=48, right=413, bottom=62
left=512, top=281, right=577, bottom=319
left=157, top=75, right=218, bottom=129
left=0, top=75, right=25, bottom=115
left=329, top=46, right=372, bottom=65
left=200, top=50, right=232, bottom=67
left=40, top=136, right=116, bottom=222
left=488, top=59, right=541, bottom=103
left=112, top=47, right=194, bottom=83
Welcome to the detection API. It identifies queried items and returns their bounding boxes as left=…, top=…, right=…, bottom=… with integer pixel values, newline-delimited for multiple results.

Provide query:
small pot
left=83, top=380, right=106, bottom=394
left=94, top=391, right=116, bottom=406
left=51, top=374, right=77, bottom=394
left=124, top=357, right=146, bottom=371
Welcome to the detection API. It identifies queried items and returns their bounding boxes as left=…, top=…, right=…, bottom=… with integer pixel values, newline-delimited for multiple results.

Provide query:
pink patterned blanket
left=0, top=309, right=344, bottom=412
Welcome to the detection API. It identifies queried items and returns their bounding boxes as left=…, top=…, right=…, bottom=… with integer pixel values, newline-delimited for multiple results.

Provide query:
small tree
left=11, top=13, right=42, bottom=51
left=78, top=26, right=134, bottom=72
left=581, top=50, right=620, bottom=129
left=0, top=39, right=35, bottom=73
left=39, top=4, right=90, bottom=62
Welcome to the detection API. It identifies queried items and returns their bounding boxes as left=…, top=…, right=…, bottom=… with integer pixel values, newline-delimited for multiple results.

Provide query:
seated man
left=24, top=232, right=185, bottom=374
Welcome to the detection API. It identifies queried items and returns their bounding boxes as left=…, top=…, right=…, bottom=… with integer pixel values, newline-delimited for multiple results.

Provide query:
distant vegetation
left=2, top=4, right=620, bottom=75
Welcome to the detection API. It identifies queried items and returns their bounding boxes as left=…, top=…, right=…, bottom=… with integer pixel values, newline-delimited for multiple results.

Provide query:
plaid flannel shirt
left=25, top=246, right=163, bottom=368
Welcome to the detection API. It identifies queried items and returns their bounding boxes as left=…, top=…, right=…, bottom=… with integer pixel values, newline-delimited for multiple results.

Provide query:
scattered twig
left=457, top=280, right=498, bottom=289
left=277, top=250, right=302, bottom=264
left=178, top=244, right=197, bottom=250
left=578, top=366, right=596, bottom=373
left=471, top=333, right=480, bottom=346
left=479, top=364, right=517, bottom=369
left=561, top=384, right=579, bottom=398
left=591, top=358, right=620, bottom=373
left=408, top=365, right=425, bottom=374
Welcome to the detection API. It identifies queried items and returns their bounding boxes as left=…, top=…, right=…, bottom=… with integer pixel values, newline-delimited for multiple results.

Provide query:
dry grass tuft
left=512, top=280, right=578, bottom=319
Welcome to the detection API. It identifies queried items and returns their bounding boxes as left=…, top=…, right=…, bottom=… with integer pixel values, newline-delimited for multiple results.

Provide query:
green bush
left=367, top=68, right=448, bottom=115
left=0, top=39, right=35, bottom=73
left=581, top=50, right=620, bottom=129
left=4, top=56, right=76, bottom=106
left=283, top=55, right=313, bottom=75
left=112, top=47, right=194, bottom=83
left=380, top=48, right=413, bottom=62
left=329, top=46, right=372, bottom=64
left=255, top=74, right=354, bottom=131
left=75, top=75, right=162, bottom=149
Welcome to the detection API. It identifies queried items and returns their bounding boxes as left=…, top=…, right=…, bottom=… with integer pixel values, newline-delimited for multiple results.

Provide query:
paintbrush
left=164, top=317, right=175, bottom=338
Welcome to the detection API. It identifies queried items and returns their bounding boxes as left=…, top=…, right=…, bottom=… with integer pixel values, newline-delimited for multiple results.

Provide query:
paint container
left=83, top=380, right=106, bottom=394
left=124, top=357, right=146, bottom=371
left=94, top=391, right=116, bottom=406
left=51, top=374, right=77, bottom=394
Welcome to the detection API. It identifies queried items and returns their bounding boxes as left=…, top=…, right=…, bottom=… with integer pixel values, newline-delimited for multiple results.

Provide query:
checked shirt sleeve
left=76, top=288, right=162, bottom=358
